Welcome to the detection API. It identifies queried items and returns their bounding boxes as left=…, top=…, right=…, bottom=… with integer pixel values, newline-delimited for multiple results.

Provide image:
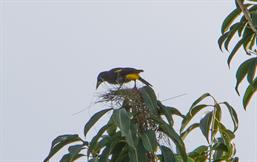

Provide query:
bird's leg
left=117, top=83, right=123, bottom=90
left=133, top=80, right=137, bottom=89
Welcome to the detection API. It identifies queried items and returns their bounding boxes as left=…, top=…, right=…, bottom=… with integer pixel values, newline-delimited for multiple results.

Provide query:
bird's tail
left=139, top=77, right=152, bottom=86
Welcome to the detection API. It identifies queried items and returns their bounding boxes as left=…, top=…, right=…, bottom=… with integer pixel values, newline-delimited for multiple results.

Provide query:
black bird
left=96, top=67, right=152, bottom=89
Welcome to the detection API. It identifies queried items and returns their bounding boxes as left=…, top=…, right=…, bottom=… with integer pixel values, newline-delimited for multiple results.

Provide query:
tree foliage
left=218, top=0, right=257, bottom=109
left=44, top=87, right=239, bottom=162
left=43, top=0, right=257, bottom=161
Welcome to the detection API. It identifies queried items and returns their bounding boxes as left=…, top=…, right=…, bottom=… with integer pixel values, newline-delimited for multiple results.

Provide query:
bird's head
left=96, top=71, right=108, bottom=89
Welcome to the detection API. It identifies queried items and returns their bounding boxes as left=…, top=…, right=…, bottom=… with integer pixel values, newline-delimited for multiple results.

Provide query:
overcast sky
left=0, top=0, right=256, bottom=161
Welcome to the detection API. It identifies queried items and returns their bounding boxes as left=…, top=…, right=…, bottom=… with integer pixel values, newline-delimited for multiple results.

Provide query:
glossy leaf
left=60, top=153, right=84, bottom=162
left=152, top=116, right=187, bottom=162
left=199, top=111, right=213, bottom=143
left=191, top=93, right=210, bottom=108
left=235, top=57, right=256, bottom=94
left=224, top=23, right=241, bottom=51
left=218, top=123, right=235, bottom=159
left=140, top=86, right=158, bottom=115
left=109, top=141, right=126, bottom=162
left=98, top=146, right=111, bottom=162
left=212, top=104, right=222, bottom=140
left=112, top=144, right=129, bottom=162
left=160, top=145, right=176, bottom=162
left=188, top=145, right=208, bottom=161
left=222, top=102, right=239, bottom=132
left=213, top=142, right=228, bottom=152
left=113, top=109, right=138, bottom=148
left=44, top=134, right=82, bottom=162
left=251, top=11, right=257, bottom=27
left=221, top=7, right=242, bottom=34
left=238, top=16, right=247, bottom=37
left=180, top=104, right=208, bottom=133
left=227, top=38, right=244, bottom=66
left=88, top=124, right=112, bottom=157
left=213, top=138, right=226, bottom=161
left=180, top=123, right=200, bottom=140
left=157, top=101, right=174, bottom=126
left=84, top=108, right=112, bottom=137
left=247, top=57, right=257, bottom=84
left=242, top=26, right=255, bottom=51
left=243, top=77, right=257, bottom=109
left=65, top=144, right=85, bottom=162
left=140, top=130, right=158, bottom=152
left=218, top=32, right=229, bottom=51
left=135, top=140, right=148, bottom=162
left=175, top=156, right=195, bottom=162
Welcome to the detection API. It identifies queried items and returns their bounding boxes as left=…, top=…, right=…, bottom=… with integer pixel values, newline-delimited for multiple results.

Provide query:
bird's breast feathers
left=125, top=73, right=140, bottom=80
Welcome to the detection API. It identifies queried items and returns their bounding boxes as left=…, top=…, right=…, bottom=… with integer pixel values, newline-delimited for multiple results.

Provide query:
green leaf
left=151, top=116, right=187, bottom=162
left=213, top=138, right=227, bottom=161
left=180, top=123, right=200, bottom=140
left=66, top=144, right=85, bottom=161
left=84, top=108, right=112, bottom=137
left=227, top=31, right=255, bottom=66
left=242, top=26, right=255, bottom=51
left=175, top=155, right=195, bottom=162
left=212, top=104, right=222, bottom=140
left=224, top=23, right=241, bottom=51
left=44, top=134, right=82, bottom=162
left=218, top=32, right=229, bottom=51
left=222, top=102, right=239, bottom=132
left=221, top=7, right=242, bottom=34
left=157, top=101, right=174, bottom=126
left=109, top=141, right=126, bottom=162
left=106, top=113, right=117, bottom=136
left=135, top=140, right=148, bottom=162
left=235, top=57, right=256, bottom=95
left=114, top=144, right=130, bottom=162
left=218, top=123, right=235, bottom=159
left=140, top=86, right=158, bottom=115
left=98, top=146, right=111, bottom=162
left=199, top=111, right=213, bottom=143
left=60, top=153, right=84, bottom=162
left=180, top=104, right=208, bottom=133
left=113, top=109, right=138, bottom=148
left=188, top=145, right=208, bottom=161
left=165, top=106, right=185, bottom=118
left=247, top=57, right=257, bottom=84
left=238, top=16, right=247, bottom=37
left=232, top=157, right=239, bottom=162
left=213, top=142, right=228, bottom=152
left=191, top=93, right=210, bottom=108
left=160, top=146, right=176, bottom=162
left=88, top=124, right=112, bottom=157
left=251, top=11, right=257, bottom=28
left=94, top=135, right=112, bottom=155
left=227, top=38, right=243, bottom=66
left=140, top=130, right=158, bottom=152
left=243, top=77, right=257, bottom=109
left=88, top=158, right=99, bottom=162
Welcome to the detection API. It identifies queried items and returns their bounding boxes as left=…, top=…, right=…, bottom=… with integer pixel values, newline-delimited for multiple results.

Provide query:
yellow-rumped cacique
left=96, top=67, right=152, bottom=89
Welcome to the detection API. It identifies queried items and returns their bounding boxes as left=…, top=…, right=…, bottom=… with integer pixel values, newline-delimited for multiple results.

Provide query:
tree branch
left=236, top=0, right=257, bottom=34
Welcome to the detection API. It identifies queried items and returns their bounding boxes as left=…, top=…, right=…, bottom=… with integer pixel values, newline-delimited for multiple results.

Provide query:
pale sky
left=0, top=0, right=256, bottom=162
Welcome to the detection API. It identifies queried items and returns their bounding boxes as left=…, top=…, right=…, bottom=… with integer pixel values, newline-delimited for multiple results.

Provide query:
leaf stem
left=209, top=102, right=218, bottom=162
left=236, top=0, right=257, bottom=34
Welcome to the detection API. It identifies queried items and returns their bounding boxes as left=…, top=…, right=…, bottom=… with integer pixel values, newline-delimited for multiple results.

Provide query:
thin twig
left=236, top=0, right=257, bottom=34
left=161, top=93, right=187, bottom=102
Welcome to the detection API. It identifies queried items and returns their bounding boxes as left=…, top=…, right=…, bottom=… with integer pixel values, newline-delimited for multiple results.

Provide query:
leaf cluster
left=44, top=87, right=239, bottom=162
left=218, top=0, right=257, bottom=109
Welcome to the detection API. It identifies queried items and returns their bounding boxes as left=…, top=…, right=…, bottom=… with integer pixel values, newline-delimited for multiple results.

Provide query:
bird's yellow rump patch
left=125, top=73, right=140, bottom=80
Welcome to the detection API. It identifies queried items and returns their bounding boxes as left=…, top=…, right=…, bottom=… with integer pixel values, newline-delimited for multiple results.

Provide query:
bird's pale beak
left=96, top=80, right=102, bottom=89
